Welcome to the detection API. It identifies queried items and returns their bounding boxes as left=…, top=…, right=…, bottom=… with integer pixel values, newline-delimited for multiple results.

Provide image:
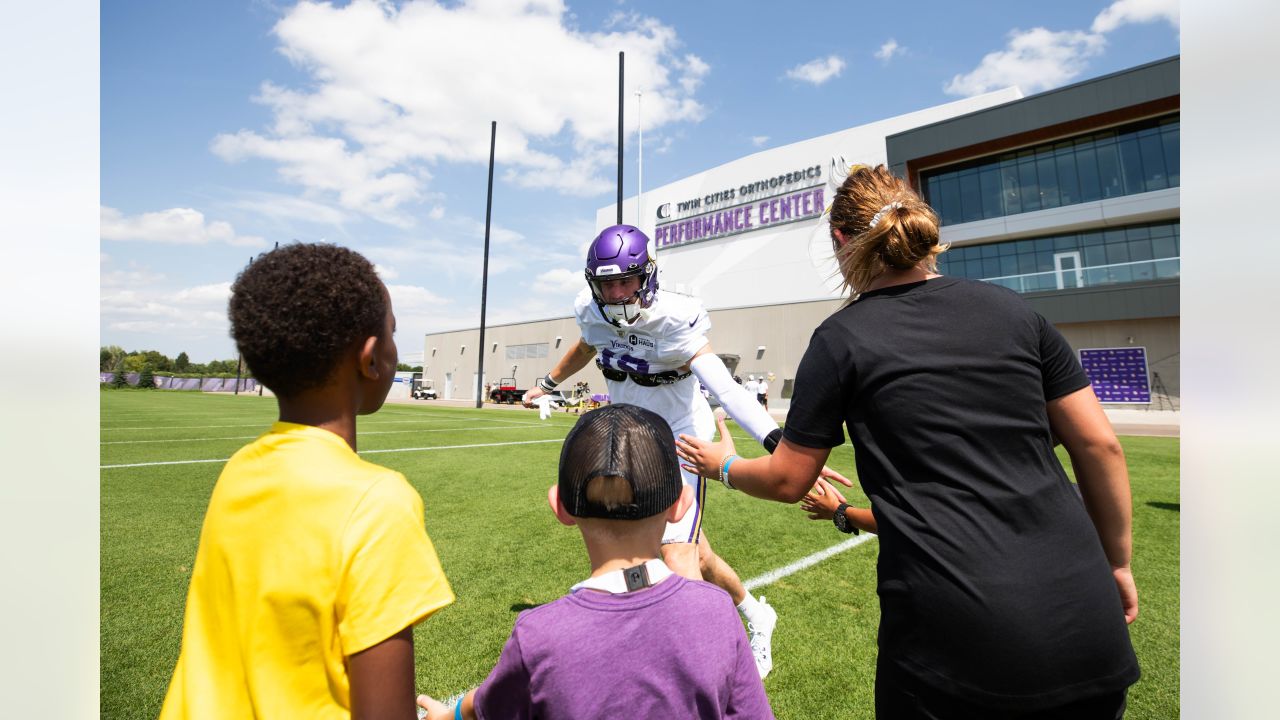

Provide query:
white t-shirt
left=756, top=380, right=769, bottom=395
left=743, top=379, right=760, bottom=394
left=574, top=288, right=713, bottom=439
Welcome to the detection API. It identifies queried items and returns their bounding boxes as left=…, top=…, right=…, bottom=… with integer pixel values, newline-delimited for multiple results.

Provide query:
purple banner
left=1079, top=347, right=1151, bottom=404
left=654, top=186, right=824, bottom=249
left=99, top=374, right=257, bottom=392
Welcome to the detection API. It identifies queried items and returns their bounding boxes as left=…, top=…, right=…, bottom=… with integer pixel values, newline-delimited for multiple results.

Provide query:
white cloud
left=428, top=205, right=445, bottom=221
left=785, top=55, right=846, bottom=85
left=532, top=267, right=586, bottom=296
left=385, top=282, right=457, bottom=349
left=750, top=136, right=769, bottom=148
left=388, top=283, right=451, bottom=311
left=1092, top=0, right=1179, bottom=33
left=99, top=270, right=453, bottom=361
left=101, top=206, right=266, bottom=247
left=98, top=270, right=228, bottom=346
left=101, top=265, right=165, bottom=289
left=101, top=280, right=234, bottom=341
left=947, top=1, right=1177, bottom=98
left=172, top=282, right=233, bottom=306
left=212, top=131, right=424, bottom=227
left=944, top=28, right=1106, bottom=96
left=875, top=39, right=905, bottom=63
left=229, top=192, right=350, bottom=226
left=211, top=0, right=709, bottom=222
left=374, top=264, right=399, bottom=280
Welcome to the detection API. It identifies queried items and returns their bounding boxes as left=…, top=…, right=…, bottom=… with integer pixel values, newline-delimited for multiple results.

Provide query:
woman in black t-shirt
left=677, top=165, right=1139, bottom=718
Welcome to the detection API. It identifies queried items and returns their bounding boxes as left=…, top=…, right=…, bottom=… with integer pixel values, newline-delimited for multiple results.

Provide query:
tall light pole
left=636, top=89, right=643, bottom=233
left=477, top=121, right=496, bottom=409
left=616, top=51, right=624, bottom=225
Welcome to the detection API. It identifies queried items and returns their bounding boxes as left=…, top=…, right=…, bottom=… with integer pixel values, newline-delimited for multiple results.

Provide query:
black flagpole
left=477, top=120, right=496, bottom=409
left=617, top=51, right=624, bottom=225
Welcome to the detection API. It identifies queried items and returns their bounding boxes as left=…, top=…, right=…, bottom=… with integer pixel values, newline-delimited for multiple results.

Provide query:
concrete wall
left=1058, top=316, right=1179, bottom=403
left=423, top=316, right=588, bottom=401
left=425, top=302, right=1178, bottom=410
left=422, top=299, right=842, bottom=405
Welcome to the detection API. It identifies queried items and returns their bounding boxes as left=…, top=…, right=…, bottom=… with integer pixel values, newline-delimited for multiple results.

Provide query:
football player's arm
left=523, top=338, right=596, bottom=406
left=678, top=415, right=836, bottom=503
left=687, top=345, right=852, bottom=487
left=687, top=345, right=781, bottom=449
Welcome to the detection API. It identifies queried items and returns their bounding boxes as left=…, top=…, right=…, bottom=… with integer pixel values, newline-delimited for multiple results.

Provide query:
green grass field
left=101, top=391, right=1179, bottom=719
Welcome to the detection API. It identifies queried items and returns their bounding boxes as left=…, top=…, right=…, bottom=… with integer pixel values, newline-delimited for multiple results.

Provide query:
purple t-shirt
left=473, top=575, right=773, bottom=719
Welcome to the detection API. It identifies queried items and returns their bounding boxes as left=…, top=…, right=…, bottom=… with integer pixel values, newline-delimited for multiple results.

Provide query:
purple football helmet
left=585, top=224, right=658, bottom=326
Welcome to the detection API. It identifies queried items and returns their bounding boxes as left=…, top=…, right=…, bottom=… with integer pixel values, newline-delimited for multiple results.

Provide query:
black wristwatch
left=832, top=503, right=858, bottom=534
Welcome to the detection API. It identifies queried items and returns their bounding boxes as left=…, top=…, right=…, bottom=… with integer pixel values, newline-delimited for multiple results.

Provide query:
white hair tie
left=868, top=202, right=903, bottom=230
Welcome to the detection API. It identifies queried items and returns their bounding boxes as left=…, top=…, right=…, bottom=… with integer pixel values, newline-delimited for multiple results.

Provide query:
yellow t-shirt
left=160, top=422, right=455, bottom=719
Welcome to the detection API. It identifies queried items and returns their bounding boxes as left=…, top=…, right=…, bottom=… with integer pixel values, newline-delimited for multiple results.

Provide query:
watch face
left=833, top=504, right=851, bottom=532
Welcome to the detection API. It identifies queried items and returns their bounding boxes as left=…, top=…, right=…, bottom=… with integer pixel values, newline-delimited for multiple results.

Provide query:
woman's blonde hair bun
left=829, top=164, right=946, bottom=296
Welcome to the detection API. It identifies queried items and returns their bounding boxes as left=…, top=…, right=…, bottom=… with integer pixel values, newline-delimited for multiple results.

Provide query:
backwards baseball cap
left=558, top=403, right=682, bottom=520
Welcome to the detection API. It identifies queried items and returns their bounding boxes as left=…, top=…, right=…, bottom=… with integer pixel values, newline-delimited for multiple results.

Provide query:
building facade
left=422, top=57, right=1178, bottom=409
left=888, top=55, right=1179, bottom=404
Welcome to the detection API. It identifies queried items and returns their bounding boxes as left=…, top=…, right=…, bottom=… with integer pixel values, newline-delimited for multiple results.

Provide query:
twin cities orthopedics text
left=654, top=185, right=824, bottom=249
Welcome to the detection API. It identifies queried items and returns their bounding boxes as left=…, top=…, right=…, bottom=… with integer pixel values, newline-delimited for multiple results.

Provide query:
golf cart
left=412, top=378, right=437, bottom=400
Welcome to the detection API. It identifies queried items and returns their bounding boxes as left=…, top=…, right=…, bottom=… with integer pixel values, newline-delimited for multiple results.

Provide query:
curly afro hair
left=229, top=242, right=387, bottom=398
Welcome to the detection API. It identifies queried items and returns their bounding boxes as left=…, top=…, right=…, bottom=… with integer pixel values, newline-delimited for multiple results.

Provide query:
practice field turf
left=101, top=391, right=1179, bottom=719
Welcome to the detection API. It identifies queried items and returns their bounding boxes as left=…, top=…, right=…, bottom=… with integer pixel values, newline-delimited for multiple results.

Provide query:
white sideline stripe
left=104, top=416, right=550, bottom=431
left=742, top=533, right=877, bottom=592
left=100, top=438, right=565, bottom=469
left=102, top=425, right=557, bottom=445
left=360, top=439, right=563, bottom=456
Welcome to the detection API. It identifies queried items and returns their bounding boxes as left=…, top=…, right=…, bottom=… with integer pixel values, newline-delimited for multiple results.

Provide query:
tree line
left=100, top=346, right=242, bottom=375
left=100, top=345, right=424, bottom=376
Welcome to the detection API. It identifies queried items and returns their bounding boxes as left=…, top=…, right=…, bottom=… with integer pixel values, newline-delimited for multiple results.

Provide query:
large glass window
left=921, top=115, right=1179, bottom=225
left=1054, top=142, right=1080, bottom=205
left=934, top=221, right=1179, bottom=294
left=1076, top=144, right=1102, bottom=202
left=1160, top=119, right=1180, bottom=186
left=1137, top=127, right=1168, bottom=191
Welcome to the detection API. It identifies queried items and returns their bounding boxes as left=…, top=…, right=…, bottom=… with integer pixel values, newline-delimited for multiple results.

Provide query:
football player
left=524, top=224, right=850, bottom=679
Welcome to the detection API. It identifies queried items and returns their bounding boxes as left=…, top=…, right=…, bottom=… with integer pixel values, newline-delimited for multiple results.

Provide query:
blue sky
left=101, top=0, right=1179, bottom=363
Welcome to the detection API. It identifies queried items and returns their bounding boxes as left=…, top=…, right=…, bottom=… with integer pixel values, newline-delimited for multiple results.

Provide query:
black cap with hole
left=558, top=403, right=683, bottom=519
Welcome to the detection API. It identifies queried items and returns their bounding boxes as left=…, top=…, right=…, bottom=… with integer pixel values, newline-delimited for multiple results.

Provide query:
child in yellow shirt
left=160, top=243, right=454, bottom=719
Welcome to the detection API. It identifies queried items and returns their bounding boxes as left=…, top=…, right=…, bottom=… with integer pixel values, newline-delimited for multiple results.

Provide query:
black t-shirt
left=785, top=276, right=1139, bottom=709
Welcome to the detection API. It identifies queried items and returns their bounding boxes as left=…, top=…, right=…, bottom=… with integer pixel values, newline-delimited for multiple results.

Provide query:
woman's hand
left=800, top=478, right=847, bottom=520
left=676, top=414, right=738, bottom=479
left=1112, top=565, right=1139, bottom=624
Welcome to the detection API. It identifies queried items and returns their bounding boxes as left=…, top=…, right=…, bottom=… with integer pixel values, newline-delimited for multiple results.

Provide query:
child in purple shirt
left=419, top=404, right=773, bottom=720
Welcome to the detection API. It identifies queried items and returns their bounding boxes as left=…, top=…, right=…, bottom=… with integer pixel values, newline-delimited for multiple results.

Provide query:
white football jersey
left=574, top=287, right=714, bottom=437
